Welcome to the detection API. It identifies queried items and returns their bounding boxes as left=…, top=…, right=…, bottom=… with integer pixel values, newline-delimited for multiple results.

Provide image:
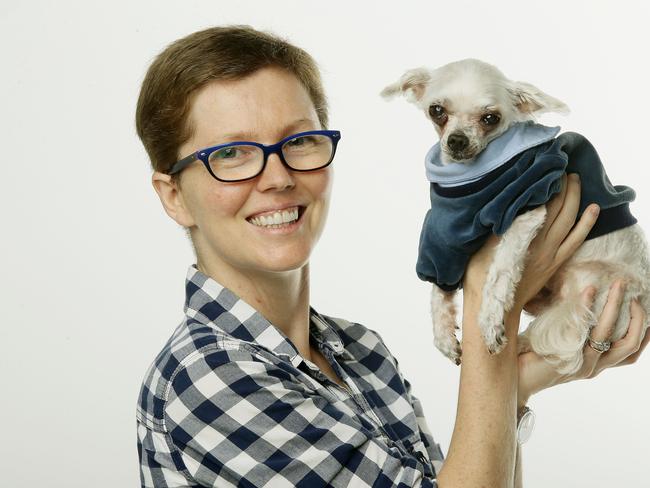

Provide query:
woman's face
left=160, top=66, right=333, bottom=279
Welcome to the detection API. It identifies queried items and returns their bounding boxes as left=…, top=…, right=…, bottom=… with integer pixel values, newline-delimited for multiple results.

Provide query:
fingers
left=539, top=173, right=568, bottom=238
left=538, top=173, right=599, bottom=267
left=616, top=326, right=650, bottom=366
left=544, top=173, right=581, bottom=245
left=611, top=299, right=649, bottom=367
left=554, top=202, right=600, bottom=264
left=615, top=297, right=646, bottom=352
left=592, top=281, right=625, bottom=342
left=582, top=280, right=626, bottom=374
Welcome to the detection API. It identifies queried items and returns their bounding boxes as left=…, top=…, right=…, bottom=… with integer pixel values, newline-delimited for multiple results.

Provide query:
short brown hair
left=135, top=25, right=329, bottom=184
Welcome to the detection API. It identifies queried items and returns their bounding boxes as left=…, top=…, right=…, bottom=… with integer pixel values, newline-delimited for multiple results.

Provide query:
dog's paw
left=482, top=319, right=508, bottom=355
left=479, top=296, right=507, bottom=331
left=434, top=333, right=462, bottom=365
left=478, top=299, right=509, bottom=354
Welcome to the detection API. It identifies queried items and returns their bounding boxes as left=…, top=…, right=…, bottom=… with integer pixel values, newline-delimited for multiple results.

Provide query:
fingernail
left=590, top=204, right=600, bottom=216
left=570, top=173, right=580, bottom=182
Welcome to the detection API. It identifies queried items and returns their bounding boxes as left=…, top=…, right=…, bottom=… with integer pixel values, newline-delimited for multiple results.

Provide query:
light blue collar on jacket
left=425, top=121, right=561, bottom=186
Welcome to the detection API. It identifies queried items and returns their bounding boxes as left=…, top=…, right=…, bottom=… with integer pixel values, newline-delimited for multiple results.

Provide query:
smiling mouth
left=246, top=206, right=306, bottom=228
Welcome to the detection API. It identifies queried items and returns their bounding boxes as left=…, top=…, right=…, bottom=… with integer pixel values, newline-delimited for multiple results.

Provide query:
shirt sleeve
left=162, top=345, right=438, bottom=488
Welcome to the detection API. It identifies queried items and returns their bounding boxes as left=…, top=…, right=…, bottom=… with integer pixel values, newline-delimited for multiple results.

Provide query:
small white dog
left=381, top=59, right=650, bottom=373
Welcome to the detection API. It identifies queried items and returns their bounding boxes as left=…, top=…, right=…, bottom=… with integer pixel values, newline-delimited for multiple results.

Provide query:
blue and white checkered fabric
left=137, top=264, right=444, bottom=487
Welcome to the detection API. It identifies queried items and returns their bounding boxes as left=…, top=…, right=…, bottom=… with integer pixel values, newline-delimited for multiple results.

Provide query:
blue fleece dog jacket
left=416, top=122, right=637, bottom=290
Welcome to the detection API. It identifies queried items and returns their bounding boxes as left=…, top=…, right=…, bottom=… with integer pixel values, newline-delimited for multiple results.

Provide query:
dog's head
left=381, top=58, right=569, bottom=163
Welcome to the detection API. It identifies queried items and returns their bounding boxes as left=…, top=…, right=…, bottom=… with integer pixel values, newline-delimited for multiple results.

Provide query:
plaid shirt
left=137, top=264, right=445, bottom=487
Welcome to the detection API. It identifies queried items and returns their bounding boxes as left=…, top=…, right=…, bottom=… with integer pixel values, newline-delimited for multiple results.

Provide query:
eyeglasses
left=169, top=130, right=341, bottom=182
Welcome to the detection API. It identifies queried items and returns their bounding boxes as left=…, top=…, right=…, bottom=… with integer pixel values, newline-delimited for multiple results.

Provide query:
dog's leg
left=431, top=285, right=462, bottom=364
left=478, top=206, right=548, bottom=354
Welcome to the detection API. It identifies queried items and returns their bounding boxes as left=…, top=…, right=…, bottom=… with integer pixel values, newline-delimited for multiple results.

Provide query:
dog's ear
left=506, top=81, right=570, bottom=116
left=380, top=67, right=431, bottom=103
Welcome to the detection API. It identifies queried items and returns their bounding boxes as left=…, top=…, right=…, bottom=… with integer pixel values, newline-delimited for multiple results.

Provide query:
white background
left=1, top=1, right=649, bottom=486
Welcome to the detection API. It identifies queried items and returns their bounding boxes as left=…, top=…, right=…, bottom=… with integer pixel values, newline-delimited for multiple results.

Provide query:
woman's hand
left=465, top=173, right=600, bottom=313
left=518, top=281, right=649, bottom=407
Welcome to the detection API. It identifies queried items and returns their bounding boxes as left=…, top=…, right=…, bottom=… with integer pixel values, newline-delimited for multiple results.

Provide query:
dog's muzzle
left=447, top=132, right=469, bottom=152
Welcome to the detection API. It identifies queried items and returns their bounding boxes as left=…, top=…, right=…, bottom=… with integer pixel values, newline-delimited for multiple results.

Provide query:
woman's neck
left=197, top=258, right=313, bottom=360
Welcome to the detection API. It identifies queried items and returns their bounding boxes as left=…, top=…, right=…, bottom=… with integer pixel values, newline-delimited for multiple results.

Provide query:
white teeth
left=249, top=207, right=300, bottom=227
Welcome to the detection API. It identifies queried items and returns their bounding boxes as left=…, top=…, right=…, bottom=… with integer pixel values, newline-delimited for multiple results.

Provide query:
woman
left=135, top=25, right=648, bottom=487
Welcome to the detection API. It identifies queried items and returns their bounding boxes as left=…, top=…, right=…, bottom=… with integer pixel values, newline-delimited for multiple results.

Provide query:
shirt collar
left=182, top=264, right=348, bottom=366
left=425, top=121, right=561, bottom=186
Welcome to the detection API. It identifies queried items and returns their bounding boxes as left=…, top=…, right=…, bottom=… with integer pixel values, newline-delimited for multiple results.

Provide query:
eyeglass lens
left=208, top=134, right=334, bottom=181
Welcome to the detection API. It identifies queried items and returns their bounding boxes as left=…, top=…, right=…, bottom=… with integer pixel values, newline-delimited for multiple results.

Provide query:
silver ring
left=587, top=337, right=612, bottom=353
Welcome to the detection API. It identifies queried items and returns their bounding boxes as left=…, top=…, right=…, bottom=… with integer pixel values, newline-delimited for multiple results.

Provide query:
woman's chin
left=255, top=251, right=311, bottom=273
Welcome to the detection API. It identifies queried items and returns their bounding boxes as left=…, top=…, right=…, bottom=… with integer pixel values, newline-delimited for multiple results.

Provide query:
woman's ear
left=151, top=171, right=195, bottom=228
left=506, top=80, right=570, bottom=116
left=380, top=67, right=431, bottom=104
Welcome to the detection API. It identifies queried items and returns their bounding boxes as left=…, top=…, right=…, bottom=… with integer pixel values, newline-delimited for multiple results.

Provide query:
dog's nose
left=447, top=133, right=469, bottom=152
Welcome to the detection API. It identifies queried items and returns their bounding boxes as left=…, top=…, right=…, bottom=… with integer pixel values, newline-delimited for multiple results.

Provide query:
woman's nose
left=256, top=152, right=295, bottom=191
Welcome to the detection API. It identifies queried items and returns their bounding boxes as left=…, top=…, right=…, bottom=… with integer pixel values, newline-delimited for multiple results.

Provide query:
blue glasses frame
left=169, top=129, right=341, bottom=182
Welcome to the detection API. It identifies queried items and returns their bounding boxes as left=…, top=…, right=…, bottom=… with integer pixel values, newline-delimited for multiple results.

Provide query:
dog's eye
left=429, top=105, right=447, bottom=126
left=481, top=113, right=501, bottom=126
left=429, top=105, right=445, bottom=118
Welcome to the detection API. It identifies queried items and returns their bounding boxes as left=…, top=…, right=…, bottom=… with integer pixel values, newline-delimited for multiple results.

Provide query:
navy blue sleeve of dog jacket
left=415, top=132, right=637, bottom=290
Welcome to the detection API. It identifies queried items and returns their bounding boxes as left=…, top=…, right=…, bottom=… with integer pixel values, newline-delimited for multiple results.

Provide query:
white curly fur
left=521, top=224, right=650, bottom=374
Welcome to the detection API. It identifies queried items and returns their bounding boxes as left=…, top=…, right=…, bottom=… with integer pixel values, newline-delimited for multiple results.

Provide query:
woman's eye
left=213, top=146, right=256, bottom=160
left=215, top=147, right=239, bottom=158
left=287, top=136, right=312, bottom=146
left=481, top=113, right=501, bottom=126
